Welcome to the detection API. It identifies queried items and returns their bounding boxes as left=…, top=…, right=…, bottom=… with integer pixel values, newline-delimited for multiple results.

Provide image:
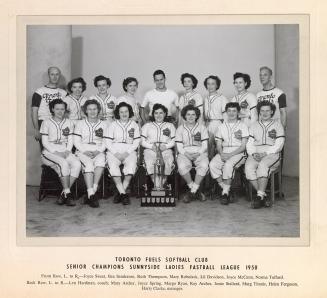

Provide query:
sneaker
left=56, top=192, right=66, bottom=205
left=220, top=193, right=229, bottom=205
left=88, top=194, right=99, bottom=208
left=113, top=193, right=122, bottom=204
left=252, top=195, right=263, bottom=209
left=122, top=194, right=130, bottom=205
left=65, top=193, right=76, bottom=207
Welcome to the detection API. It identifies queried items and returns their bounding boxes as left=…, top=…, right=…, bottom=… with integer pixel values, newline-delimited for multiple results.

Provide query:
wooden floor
left=26, top=176, right=299, bottom=237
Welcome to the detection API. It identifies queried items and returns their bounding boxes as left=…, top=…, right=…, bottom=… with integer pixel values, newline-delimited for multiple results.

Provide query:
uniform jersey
left=176, top=91, right=204, bottom=111
left=247, top=120, right=285, bottom=155
left=231, top=91, right=257, bottom=126
left=175, top=123, right=209, bottom=154
left=104, top=119, right=140, bottom=154
left=116, top=94, right=140, bottom=121
left=141, top=122, right=176, bottom=149
left=73, top=118, right=107, bottom=152
left=141, top=89, right=178, bottom=116
left=31, top=86, right=67, bottom=120
left=89, top=93, right=117, bottom=120
left=204, top=93, right=228, bottom=121
left=215, top=120, right=249, bottom=153
left=63, top=94, right=88, bottom=121
left=40, top=118, right=74, bottom=152
left=256, top=87, right=286, bottom=121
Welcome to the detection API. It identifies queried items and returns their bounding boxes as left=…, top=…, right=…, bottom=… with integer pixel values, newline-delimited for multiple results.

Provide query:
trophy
left=140, top=143, right=176, bottom=207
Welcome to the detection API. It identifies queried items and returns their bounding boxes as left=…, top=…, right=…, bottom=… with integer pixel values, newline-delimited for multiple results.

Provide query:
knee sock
left=191, top=183, right=200, bottom=194
left=187, top=182, right=194, bottom=191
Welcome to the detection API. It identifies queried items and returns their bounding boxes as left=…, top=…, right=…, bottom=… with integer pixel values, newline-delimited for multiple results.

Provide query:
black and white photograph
left=25, top=24, right=300, bottom=238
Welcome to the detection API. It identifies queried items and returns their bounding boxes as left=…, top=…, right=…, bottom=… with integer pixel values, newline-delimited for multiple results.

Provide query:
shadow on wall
left=72, top=37, right=83, bottom=78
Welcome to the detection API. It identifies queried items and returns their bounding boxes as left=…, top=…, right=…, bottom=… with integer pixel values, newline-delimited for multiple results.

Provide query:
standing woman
left=63, top=77, right=88, bottom=125
left=40, top=99, right=81, bottom=206
left=176, top=73, right=204, bottom=125
left=231, top=72, right=257, bottom=127
left=203, top=75, right=228, bottom=158
left=116, top=77, right=141, bottom=123
left=176, top=105, right=209, bottom=203
left=104, top=102, right=141, bottom=205
left=141, top=103, right=176, bottom=187
left=73, top=99, right=108, bottom=208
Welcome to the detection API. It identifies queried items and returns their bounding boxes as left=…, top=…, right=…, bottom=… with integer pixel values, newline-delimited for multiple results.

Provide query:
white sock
left=93, top=183, right=98, bottom=192
left=87, top=188, right=94, bottom=198
left=191, top=183, right=200, bottom=194
left=257, top=190, right=266, bottom=198
left=222, top=184, right=231, bottom=195
left=63, top=188, right=71, bottom=194
left=187, top=182, right=194, bottom=191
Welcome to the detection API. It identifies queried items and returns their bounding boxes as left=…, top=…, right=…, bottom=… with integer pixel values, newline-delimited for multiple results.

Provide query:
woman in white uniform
left=73, top=99, right=107, bottom=208
left=105, top=102, right=141, bottom=205
left=40, top=99, right=81, bottom=206
left=141, top=103, right=176, bottom=187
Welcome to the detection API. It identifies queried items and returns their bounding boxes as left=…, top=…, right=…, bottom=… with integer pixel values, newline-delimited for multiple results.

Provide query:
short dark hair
left=257, top=100, right=276, bottom=117
left=204, top=75, right=221, bottom=90
left=150, top=103, right=169, bottom=122
left=181, top=105, right=201, bottom=122
left=67, top=77, right=87, bottom=93
left=93, top=75, right=111, bottom=88
left=49, top=99, right=67, bottom=115
left=225, top=102, right=241, bottom=112
left=153, top=69, right=166, bottom=79
left=180, top=73, right=198, bottom=89
left=233, top=72, right=251, bottom=89
left=260, top=66, right=273, bottom=76
left=114, top=102, right=134, bottom=119
left=82, top=99, right=101, bottom=116
left=122, top=77, right=138, bottom=92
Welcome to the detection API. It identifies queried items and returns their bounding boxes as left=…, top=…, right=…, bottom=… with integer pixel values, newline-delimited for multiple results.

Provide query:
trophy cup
left=140, top=143, right=176, bottom=207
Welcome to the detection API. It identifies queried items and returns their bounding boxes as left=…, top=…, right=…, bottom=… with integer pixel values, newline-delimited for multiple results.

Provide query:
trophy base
left=140, top=190, right=176, bottom=207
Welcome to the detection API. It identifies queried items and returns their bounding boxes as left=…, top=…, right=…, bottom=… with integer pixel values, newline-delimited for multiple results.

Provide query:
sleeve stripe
left=133, top=137, right=141, bottom=140
left=175, top=141, right=183, bottom=143
left=275, top=136, right=285, bottom=139
left=141, top=135, right=147, bottom=138
left=249, top=135, right=254, bottom=138
left=215, top=137, right=223, bottom=140
left=40, top=133, right=48, bottom=136
left=196, top=104, right=204, bottom=108
left=250, top=106, right=257, bottom=110
left=201, top=138, right=209, bottom=141
left=73, top=133, right=82, bottom=137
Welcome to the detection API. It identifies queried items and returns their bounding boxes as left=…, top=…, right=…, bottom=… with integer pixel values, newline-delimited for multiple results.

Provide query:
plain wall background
left=26, top=25, right=299, bottom=185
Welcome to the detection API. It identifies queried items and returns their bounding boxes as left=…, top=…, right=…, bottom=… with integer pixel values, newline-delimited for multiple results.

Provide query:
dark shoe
left=89, top=194, right=99, bottom=208
left=65, top=193, right=76, bottom=207
left=263, top=195, right=271, bottom=207
left=220, top=193, right=229, bottom=205
left=252, top=196, right=263, bottom=209
left=113, top=193, right=122, bottom=204
left=57, top=192, right=67, bottom=205
left=122, top=194, right=130, bottom=205
left=183, top=191, right=192, bottom=203
left=196, top=191, right=207, bottom=202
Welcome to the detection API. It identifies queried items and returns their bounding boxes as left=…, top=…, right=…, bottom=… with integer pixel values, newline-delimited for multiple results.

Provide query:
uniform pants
left=76, top=151, right=106, bottom=173
left=209, top=153, right=245, bottom=180
left=106, top=151, right=137, bottom=177
left=177, top=153, right=209, bottom=177
left=245, top=153, right=280, bottom=180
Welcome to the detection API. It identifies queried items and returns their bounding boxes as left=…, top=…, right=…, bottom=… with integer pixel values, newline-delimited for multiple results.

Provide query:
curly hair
left=256, top=100, right=276, bottom=117
left=93, top=75, right=111, bottom=88
left=180, top=73, right=198, bottom=89
left=67, top=77, right=87, bottom=93
left=203, top=75, right=221, bottom=90
left=149, top=103, right=169, bottom=122
left=122, top=77, right=138, bottom=92
left=82, top=99, right=101, bottom=116
left=225, top=102, right=241, bottom=112
left=233, top=72, right=251, bottom=89
left=49, top=99, right=67, bottom=115
left=181, top=105, right=201, bottom=122
left=114, top=102, right=134, bottom=119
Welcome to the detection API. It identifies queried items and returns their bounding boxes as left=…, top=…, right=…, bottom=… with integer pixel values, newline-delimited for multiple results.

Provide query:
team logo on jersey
left=162, top=128, right=171, bottom=137
left=188, top=99, right=196, bottom=106
left=268, top=129, right=277, bottom=139
left=240, top=100, right=248, bottom=109
left=62, top=127, right=70, bottom=137
left=95, top=128, right=103, bottom=137
left=193, top=132, right=201, bottom=142
left=107, top=101, right=115, bottom=109
left=128, top=128, right=135, bottom=138
left=234, top=129, right=242, bottom=140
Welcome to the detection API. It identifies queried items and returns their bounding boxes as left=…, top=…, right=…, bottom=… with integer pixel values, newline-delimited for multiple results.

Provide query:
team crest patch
left=234, top=129, right=242, bottom=139
left=95, top=128, right=103, bottom=137
left=62, top=127, right=70, bottom=136
left=107, top=101, right=115, bottom=109
left=240, top=100, right=248, bottom=109
left=188, top=99, right=196, bottom=106
left=268, top=129, right=277, bottom=139
left=162, top=128, right=171, bottom=137
left=128, top=128, right=135, bottom=138
left=193, top=132, right=201, bottom=142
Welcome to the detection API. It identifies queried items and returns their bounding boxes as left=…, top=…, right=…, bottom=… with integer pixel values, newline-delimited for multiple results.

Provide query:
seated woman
left=73, top=99, right=108, bottom=208
left=176, top=105, right=209, bottom=203
left=104, top=102, right=141, bottom=205
left=141, top=103, right=176, bottom=188
left=63, top=77, right=88, bottom=125
left=40, top=99, right=81, bottom=206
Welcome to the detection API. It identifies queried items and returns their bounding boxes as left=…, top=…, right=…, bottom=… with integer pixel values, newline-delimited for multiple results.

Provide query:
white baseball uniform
left=141, top=89, right=178, bottom=117
left=104, top=119, right=141, bottom=177
left=116, top=94, right=140, bottom=122
left=209, top=120, right=249, bottom=180
left=63, top=94, right=88, bottom=124
left=176, top=91, right=204, bottom=125
left=141, top=121, right=176, bottom=175
left=32, top=86, right=67, bottom=121
left=230, top=91, right=257, bottom=127
left=256, top=87, right=287, bottom=122
left=73, top=118, right=107, bottom=173
left=40, top=118, right=81, bottom=178
left=175, top=123, right=209, bottom=177
left=245, top=119, right=285, bottom=180
left=89, top=93, right=117, bottom=121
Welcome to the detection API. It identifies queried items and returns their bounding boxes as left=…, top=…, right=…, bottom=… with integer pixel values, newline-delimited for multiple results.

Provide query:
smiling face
left=260, top=68, right=272, bottom=86
left=126, top=81, right=138, bottom=95
left=48, top=67, right=61, bottom=85
left=259, top=105, right=273, bottom=121
left=226, top=107, right=239, bottom=121
left=154, top=74, right=166, bottom=90
left=183, top=77, right=194, bottom=91
left=86, top=103, right=99, bottom=120
left=206, top=78, right=218, bottom=93
left=234, top=77, right=247, bottom=93
left=119, top=106, right=130, bottom=121
left=52, top=103, right=66, bottom=120
left=96, top=79, right=109, bottom=94
left=71, top=82, right=83, bottom=98
left=185, top=110, right=197, bottom=125
left=153, top=108, right=166, bottom=123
